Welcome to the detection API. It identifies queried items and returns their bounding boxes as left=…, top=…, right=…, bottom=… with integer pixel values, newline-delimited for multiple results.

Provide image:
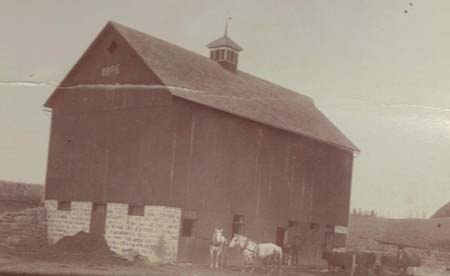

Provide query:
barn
left=43, top=21, right=358, bottom=264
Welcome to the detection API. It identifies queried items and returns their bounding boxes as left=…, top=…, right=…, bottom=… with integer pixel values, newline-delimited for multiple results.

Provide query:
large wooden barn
left=43, top=21, right=358, bottom=264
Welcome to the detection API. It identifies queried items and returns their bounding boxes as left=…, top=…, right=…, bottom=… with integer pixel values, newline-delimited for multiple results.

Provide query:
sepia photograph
left=0, top=1, right=449, bottom=275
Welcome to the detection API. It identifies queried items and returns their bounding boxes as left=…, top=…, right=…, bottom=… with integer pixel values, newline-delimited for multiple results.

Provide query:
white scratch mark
left=58, top=83, right=296, bottom=101
left=0, top=81, right=56, bottom=87
left=255, top=127, right=264, bottom=216
left=335, top=96, right=450, bottom=114
left=169, top=123, right=177, bottom=201
left=187, top=117, right=196, bottom=197
left=59, top=83, right=206, bottom=93
left=301, top=178, right=305, bottom=198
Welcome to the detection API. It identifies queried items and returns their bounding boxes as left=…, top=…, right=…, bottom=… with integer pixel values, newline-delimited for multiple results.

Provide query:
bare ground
left=1, top=246, right=450, bottom=276
left=0, top=247, right=332, bottom=276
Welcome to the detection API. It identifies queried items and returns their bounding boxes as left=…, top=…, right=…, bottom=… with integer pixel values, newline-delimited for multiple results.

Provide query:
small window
left=108, top=41, right=117, bottom=54
left=92, top=203, right=106, bottom=213
left=310, top=223, right=319, bottom=230
left=128, top=205, right=145, bottom=216
left=181, top=219, right=195, bottom=237
left=232, top=215, right=244, bottom=235
left=288, top=220, right=298, bottom=227
left=219, top=50, right=225, bottom=60
left=57, top=201, right=71, bottom=211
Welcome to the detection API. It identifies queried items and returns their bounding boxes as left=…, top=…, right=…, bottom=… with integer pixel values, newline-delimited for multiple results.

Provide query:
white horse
left=228, top=234, right=283, bottom=276
left=209, top=228, right=227, bottom=269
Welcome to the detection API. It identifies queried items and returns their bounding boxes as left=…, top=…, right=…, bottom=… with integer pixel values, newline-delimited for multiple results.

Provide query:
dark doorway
left=232, top=215, right=245, bottom=236
left=90, top=203, right=107, bottom=236
left=181, top=219, right=195, bottom=237
left=178, top=211, right=198, bottom=263
left=275, top=227, right=286, bottom=247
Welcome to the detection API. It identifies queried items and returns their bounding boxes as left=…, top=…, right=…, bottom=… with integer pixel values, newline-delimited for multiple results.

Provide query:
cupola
left=207, top=18, right=243, bottom=72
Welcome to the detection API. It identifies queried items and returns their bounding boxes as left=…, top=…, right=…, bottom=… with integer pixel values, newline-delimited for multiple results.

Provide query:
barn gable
left=44, top=23, right=164, bottom=109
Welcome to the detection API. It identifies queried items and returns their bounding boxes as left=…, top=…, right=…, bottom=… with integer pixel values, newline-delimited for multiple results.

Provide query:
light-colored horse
left=228, top=234, right=283, bottom=276
left=209, top=228, right=227, bottom=269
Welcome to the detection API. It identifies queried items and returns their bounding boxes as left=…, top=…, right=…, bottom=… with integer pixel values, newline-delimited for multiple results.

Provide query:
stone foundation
left=104, top=203, right=181, bottom=263
left=0, top=207, right=47, bottom=249
left=45, top=200, right=92, bottom=244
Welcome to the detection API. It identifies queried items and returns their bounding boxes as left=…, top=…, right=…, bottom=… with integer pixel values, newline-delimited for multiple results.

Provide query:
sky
left=1, top=0, right=449, bottom=218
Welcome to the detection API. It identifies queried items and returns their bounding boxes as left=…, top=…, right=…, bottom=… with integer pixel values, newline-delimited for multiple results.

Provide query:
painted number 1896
left=101, top=64, right=120, bottom=78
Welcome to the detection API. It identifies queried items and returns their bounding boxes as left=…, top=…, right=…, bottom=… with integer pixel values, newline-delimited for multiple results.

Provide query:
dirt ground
left=0, top=246, right=334, bottom=276
left=2, top=247, right=450, bottom=276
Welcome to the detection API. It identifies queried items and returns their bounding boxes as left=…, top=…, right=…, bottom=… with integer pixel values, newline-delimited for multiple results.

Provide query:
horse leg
left=242, top=257, right=248, bottom=272
left=209, top=246, right=214, bottom=269
left=215, top=248, right=221, bottom=269
left=266, top=262, right=275, bottom=276
left=278, top=254, right=283, bottom=276
left=221, top=250, right=228, bottom=270
left=250, top=258, right=255, bottom=274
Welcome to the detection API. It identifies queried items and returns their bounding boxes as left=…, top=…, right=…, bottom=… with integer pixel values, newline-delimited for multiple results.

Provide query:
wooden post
left=349, top=252, right=356, bottom=276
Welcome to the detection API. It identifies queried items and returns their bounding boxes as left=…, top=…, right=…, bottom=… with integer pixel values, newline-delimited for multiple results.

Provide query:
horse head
left=229, top=234, right=247, bottom=249
left=228, top=234, right=238, bottom=248
left=212, top=228, right=225, bottom=245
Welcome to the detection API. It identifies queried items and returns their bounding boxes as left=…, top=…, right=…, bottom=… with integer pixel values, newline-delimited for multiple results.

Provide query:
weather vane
left=224, top=16, right=232, bottom=36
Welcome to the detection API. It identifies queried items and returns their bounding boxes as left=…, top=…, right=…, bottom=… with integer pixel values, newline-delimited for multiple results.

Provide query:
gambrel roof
left=45, top=21, right=358, bottom=153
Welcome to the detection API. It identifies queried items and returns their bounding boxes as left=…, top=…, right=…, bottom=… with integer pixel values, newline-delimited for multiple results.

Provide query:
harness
left=210, top=234, right=225, bottom=248
left=211, top=241, right=222, bottom=247
left=240, top=237, right=258, bottom=256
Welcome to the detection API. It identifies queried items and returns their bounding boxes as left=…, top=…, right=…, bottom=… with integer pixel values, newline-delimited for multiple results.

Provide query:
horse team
left=209, top=228, right=421, bottom=276
left=209, top=228, right=283, bottom=276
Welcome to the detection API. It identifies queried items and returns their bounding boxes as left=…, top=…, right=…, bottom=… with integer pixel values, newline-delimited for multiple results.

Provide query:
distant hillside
left=0, top=180, right=44, bottom=213
left=431, top=201, right=450, bottom=219
left=0, top=180, right=43, bottom=202
left=347, top=215, right=450, bottom=269
left=348, top=215, right=450, bottom=251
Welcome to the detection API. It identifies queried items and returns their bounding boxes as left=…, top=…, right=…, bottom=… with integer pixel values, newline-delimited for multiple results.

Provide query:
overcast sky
left=1, top=0, right=449, bottom=218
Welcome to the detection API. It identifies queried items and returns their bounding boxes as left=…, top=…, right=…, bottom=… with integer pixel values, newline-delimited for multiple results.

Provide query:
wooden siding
left=46, top=94, right=352, bottom=226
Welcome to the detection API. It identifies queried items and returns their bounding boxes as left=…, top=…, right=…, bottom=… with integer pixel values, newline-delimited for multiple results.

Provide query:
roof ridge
left=110, top=22, right=314, bottom=104
left=110, top=21, right=217, bottom=64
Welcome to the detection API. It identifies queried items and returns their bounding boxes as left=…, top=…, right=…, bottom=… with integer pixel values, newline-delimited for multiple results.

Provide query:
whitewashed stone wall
left=45, top=200, right=92, bottom=244
left=105, top=203, right=181, bottom=263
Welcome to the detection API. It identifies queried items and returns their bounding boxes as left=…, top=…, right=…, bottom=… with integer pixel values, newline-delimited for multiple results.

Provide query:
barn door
left=276, top=227, right=286, bottom=247
left=178, top=211, right=197, bottom=263
left=90, top=203, right=107, bottom=236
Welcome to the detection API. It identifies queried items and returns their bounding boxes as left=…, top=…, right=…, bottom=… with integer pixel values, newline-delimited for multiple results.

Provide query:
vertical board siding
left=47, top=95, right=353, bottom=226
